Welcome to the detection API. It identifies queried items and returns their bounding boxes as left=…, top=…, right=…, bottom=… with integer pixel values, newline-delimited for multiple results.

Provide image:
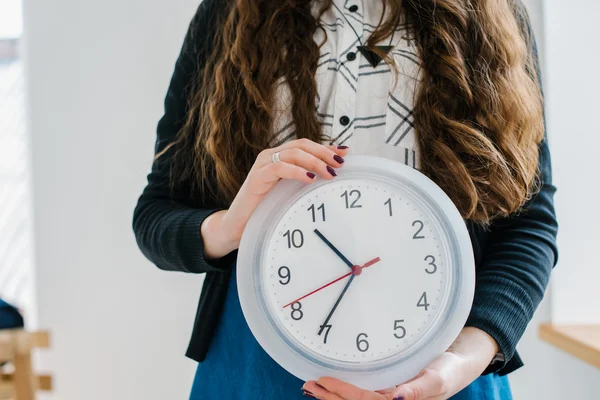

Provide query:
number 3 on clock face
left=237, top=155, right=475, bottom=390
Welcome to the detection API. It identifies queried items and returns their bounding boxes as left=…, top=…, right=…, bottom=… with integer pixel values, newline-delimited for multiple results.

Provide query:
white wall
left=23, top=1, right=205, bottom=399
left=544, top=0, right=600, bottom=325
left=509, top=1, right=599, bottom=399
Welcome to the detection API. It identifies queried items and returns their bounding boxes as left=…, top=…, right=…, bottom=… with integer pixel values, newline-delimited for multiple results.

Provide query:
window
left=0, top=0, right=35, bottom=324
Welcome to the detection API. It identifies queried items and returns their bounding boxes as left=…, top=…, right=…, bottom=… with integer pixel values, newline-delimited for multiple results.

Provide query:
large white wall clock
left=237, top=155, right=475, bottom=390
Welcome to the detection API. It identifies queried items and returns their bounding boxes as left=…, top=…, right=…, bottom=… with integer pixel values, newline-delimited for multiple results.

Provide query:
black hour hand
left=313, top=229, right=354, bottom=269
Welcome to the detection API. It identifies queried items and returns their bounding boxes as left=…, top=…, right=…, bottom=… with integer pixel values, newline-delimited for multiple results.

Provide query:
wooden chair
left=0, top=330, right=52, bottom=400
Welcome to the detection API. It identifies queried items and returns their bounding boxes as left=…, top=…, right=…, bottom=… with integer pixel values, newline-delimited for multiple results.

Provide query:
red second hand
left=282, top=256, right=381, bottom=309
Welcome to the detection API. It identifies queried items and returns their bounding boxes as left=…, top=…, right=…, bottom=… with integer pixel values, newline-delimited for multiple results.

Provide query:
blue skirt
left=190, top=266, right=511, bottom=400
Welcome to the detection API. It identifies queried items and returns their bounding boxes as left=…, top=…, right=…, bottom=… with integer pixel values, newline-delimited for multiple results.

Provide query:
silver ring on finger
left=272, top=151, right=281, bottom=164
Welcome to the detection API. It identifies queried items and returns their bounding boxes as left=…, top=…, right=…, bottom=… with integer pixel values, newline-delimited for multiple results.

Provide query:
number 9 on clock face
left=237, top=155, right=475, bottom=390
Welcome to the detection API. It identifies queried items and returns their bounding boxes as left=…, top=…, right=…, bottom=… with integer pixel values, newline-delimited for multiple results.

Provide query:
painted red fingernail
left=302, top=390, right=317, bottom=398
left=306, top=172, right=316, bottom=179
left=326, top=166, right=337, bottom=177
left=333, top=154, right=345, bottom=164
left=337, top=145, right=349, bottom=149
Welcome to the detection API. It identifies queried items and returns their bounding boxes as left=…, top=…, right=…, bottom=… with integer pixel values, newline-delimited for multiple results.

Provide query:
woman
left=133, top=0, right=558, bottom=398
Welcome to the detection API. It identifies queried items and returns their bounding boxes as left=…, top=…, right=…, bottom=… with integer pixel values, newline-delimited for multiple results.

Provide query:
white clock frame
left=237, top=155, right=475, bottom=390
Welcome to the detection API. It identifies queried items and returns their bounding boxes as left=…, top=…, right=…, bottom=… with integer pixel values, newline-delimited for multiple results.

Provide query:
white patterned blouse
left=272, top=0, right=422, bottom=170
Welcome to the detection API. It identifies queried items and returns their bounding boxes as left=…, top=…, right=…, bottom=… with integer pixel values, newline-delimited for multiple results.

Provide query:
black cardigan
left=133, top=0, right=558, bottom=376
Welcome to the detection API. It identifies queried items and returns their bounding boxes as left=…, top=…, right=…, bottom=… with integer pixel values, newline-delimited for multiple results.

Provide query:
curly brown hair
left=164, top=0, right=543, bottom=225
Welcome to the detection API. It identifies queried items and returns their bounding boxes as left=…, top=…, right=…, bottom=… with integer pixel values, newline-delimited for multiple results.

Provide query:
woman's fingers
left=257, top=138, right=348, bottom=169
left=278, top=138, right=347, bottom=167
left=257, top=161, right=317, bottom=185
left=302, top=380, right=346, bottom=400
left=242, top=161, right=316, bottom=198
left=303, top=378, right=385, bottom=400
left=375, top=386, right=397, bottom=395
left=277, top=147, right=339, bottom=179
left=255, top=140, right=350, bottom=182
left=389, top=368, right=449, bottom=400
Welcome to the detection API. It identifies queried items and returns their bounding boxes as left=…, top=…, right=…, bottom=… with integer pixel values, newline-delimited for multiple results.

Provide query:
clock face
left=237, top=155, right=474, bottom=390
left=261, top=178, right=452, bottom=365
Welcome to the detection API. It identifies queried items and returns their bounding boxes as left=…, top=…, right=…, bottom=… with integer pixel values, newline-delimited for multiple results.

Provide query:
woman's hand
left=201, top=139, right=349, bottom=259
left=302, top=327, right=499, bottom=400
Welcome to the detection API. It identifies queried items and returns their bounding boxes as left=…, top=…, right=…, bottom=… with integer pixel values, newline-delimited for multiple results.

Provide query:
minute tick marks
left=259, top=176, right=454, bottom=364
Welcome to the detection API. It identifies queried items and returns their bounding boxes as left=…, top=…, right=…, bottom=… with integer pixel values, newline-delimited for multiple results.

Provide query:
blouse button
left=349, top=5, right=359, bottom=12
left=346, top=52, right=357, bottom=62
left=339, top=116, right=350, bottom=126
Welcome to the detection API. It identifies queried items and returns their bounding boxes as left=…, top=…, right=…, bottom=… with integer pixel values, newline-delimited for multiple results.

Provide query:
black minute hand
left=318, top=274, right=355, bottom=336
left=313, top=229, right=354, bottom=268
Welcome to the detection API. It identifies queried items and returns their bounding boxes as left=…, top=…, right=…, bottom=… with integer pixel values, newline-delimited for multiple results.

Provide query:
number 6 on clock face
left=237, top=155, right=475, bottom=391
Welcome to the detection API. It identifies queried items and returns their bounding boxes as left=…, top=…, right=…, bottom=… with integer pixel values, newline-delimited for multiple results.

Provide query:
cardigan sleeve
left=132, top=0, right=236, bottom=274
left=464, top=4, right=559, bottom=375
